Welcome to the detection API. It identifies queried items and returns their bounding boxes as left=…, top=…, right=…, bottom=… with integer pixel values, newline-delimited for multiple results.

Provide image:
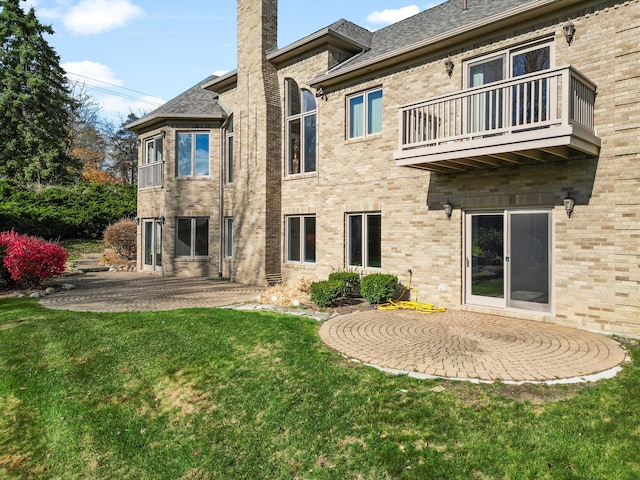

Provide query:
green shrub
left=0, top=180, right=136, bottom=239
left=328, top=271, right=360, bottom=297
left=310, top=280, right=345, bottom=308
left=360, top=273, right=398, bottom=305
left=104, top=219, right=137, bottom=260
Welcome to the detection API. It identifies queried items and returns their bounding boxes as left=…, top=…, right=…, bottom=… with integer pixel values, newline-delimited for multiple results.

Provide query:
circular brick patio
left=319, top=308, right=627, bottom=383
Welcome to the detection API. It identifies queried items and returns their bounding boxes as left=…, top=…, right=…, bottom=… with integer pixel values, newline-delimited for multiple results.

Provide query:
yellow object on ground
left=376, top=280, right=445, bottom=314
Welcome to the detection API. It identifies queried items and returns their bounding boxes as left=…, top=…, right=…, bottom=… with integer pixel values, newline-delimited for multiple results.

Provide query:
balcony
left=394, top=66, right=601, bottom=172
left=138, top=161, right=163, bottom=189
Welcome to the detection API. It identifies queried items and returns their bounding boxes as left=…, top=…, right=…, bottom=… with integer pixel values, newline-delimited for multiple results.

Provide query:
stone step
left=79, top=253, right=105, bottom=260
left=77, top=265, right=111, bottom=273
left=71, top=258, right=103, bottom=266
left=67, top=252, right=111, bottom=273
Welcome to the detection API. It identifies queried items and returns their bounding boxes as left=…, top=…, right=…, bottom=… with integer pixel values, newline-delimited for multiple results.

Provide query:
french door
left=143, top=219, right=163, bottom=272
left=465, top=210, right=552, bottom=312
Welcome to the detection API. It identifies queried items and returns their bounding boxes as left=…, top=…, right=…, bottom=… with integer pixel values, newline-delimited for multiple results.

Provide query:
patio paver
left=319, top=309, right=627, bottom=383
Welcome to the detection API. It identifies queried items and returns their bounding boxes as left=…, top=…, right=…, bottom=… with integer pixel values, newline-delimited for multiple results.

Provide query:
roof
left=348, top=0, right=537, bottom=67
left=128, top=75, right=227, bottom=132
left=202, top=18, right=372, bottom=92
left=309, top=0, right=576, bottom=86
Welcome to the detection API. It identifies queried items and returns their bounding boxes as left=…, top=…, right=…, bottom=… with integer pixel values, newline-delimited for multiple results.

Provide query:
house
left=128, top=0, right=640, bottom=337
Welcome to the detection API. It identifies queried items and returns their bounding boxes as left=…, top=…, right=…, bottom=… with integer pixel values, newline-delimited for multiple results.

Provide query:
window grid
left=224, top=117, right=234, bottom=184
left=144, top=135, right=163, bottom=164
left=347, top=88, right=383, bottom=139
left=177, top=131, right=209, bottom=177
left=225, top=217, right=233, bottom=258
left=286, top=215, right=316, bottom=263
left=285, top=79, right=317, bottom=175
left=347, top=212, right=381, bottom=269
left=176, top=217, right=209, bottom=257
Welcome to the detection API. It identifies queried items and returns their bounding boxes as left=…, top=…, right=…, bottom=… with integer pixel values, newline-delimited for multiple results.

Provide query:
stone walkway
left=40, top=272, right=265, bottom=312
left=38, top=272, right=628, bottom=383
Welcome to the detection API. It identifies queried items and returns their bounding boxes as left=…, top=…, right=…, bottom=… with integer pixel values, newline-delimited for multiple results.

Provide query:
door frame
left=142, top=219, right=163, bottom=273
left=463, top=208, right=554, bottom=314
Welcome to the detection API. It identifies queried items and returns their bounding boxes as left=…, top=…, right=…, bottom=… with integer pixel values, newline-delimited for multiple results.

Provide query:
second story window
left=285, top=78, right=316, bottom=175
left=348, top=88, right=383, bottom=139
left=177, top=132, right=209, bottom=177
left=224, top=116, right=234, bottom=183
left=145, top=135, right=163, bottom=164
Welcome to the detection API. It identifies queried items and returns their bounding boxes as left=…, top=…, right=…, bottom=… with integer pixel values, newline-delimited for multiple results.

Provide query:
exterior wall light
left=133, top=216, right=140, bottom=225
left=563, top=19, right=576, bottom=45
left=444, top=57, right=454, bottom=78
left=563, top=194, right=575, bottom=218
left=443, top=200, right=453, bottom=219
left=157, top=214, right=165, bottom=225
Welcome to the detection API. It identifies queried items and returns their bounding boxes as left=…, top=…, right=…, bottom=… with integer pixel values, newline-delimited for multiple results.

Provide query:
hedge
left=310, top=280, right=345, bottom=308
left=360, top=273, right=398, bottom=305
left=0, top=180, right=136, bottom=239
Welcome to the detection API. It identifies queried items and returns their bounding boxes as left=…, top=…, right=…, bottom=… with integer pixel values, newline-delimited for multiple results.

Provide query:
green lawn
left=1, top=299, right=639, bottom=479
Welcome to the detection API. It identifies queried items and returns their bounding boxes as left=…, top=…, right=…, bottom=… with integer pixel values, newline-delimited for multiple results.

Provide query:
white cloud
left=62, top=60, right=123, bottom=88
left=63, top=0, right=143, bottom=35
left=366, top=5, right=420, bottom=25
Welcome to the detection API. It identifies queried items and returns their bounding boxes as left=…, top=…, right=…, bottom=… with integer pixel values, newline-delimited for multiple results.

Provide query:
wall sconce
left=563, top=19, right=576, bottom=45
left=133, top=216, right=140, bottom=225
left=157, top=214, right=165, bottom=225
left=443, top=200, right=453, bottom=220
left=160, top=129, right=167, bottom=139
left=315, top=86, right=327, bottom=100
left=444, top=57, right=454, bottom=78
left=563, top=194, right=575, bottom=218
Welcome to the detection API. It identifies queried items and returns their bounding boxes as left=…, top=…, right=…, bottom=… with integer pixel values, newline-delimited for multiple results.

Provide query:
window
left=286, top=215, right=316, bottom=263
left=348, top=88, right=383, bottom=139
left=145, top=135, right=163, bottom=164
left=176, top=218, right=209, bottom=257
left=177, top=132, right=209, bottom=176
left=465, top=40, right=553, bottom=133
left=224, top=117, right=234, bottom=183
left=225, top=217, right=233, bottom=257
left=285, top=78, right=316, bottom=175
left=347, top=213, right=381, bottom=268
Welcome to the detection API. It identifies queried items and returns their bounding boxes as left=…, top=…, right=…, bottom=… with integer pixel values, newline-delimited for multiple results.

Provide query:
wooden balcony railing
left=395, top=66, right=599, bottom=169
left=138, top=161, right=163, bottom=190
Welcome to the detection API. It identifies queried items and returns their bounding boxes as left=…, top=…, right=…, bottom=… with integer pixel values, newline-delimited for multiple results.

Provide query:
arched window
left=285, top=78, right=316, bottom=175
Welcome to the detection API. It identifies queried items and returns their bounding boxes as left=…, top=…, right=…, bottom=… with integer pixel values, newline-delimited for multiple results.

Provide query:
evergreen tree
left=0, top=0, right=80, bottom=184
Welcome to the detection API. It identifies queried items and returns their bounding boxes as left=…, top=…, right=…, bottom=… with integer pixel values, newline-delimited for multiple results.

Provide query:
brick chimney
left=235, top=0, right=282, bottom=285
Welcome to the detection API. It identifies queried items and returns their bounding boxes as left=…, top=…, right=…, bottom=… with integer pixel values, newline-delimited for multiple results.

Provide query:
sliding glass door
left=465, top=210, right=551, bottom=312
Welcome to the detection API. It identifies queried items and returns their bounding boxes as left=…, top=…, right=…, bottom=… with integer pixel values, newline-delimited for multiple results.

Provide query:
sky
left=20, top=0, right=446, bottom=123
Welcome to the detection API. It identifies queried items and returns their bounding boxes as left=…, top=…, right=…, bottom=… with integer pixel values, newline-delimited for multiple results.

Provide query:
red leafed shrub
left=0, top=231, right=68, bottom=287
left=0, top=231, right=20, bottom=284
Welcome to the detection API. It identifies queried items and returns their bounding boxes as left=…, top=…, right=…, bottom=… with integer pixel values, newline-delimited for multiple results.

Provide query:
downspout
left=218, top=124, right=225, bottom=278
